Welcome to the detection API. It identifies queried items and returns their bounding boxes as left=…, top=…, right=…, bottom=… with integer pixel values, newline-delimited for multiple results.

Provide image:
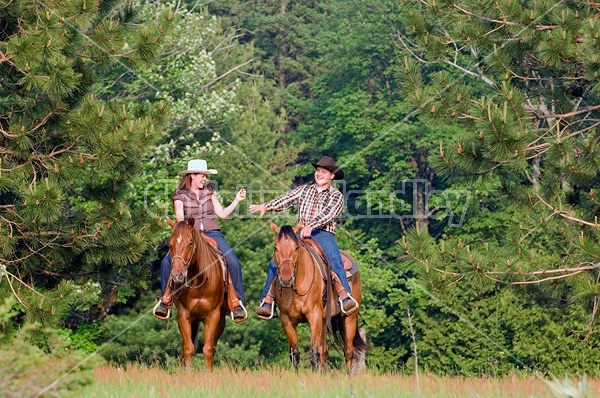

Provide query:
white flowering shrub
left=134, top=2, right=241, bottom=164
left=70, top=280, right=103, bottom=312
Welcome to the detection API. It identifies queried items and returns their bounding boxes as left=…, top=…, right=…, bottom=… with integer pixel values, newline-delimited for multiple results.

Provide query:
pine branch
left=1, top=264, right=66, bottom=308
left=40, top=269, right=100, bottom=278
left=536, top=194, right=600, bottom=227
left=452, top=4, right=518, bottom=26
left=536, top=104, right=600, bottom=120
left=442, top=59, right=496, bottom=87
left=395, top=30, right=496, bottom=86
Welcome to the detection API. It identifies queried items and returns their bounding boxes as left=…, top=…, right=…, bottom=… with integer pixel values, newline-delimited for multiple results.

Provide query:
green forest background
left=2, top=0, right=600, bottom=393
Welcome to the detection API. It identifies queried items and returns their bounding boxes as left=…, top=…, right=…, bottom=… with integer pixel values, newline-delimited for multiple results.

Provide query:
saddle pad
left=201, top=233, right=219, bottom=249
left=340, top=250, right=359, bottom=278
left=200, top=233, right=227, bottom=282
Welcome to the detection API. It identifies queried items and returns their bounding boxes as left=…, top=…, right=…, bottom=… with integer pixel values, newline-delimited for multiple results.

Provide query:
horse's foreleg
left=308, top=345, right=320, bottom=371
left=290, top=346, right=301, bottom=370
left=306, top=311, right=326, bottom=371
left=202, top=310, right=225, bottom=371
left=281, top=315, right=300, bottom=371
left=177, top=312, right=195, bottom=367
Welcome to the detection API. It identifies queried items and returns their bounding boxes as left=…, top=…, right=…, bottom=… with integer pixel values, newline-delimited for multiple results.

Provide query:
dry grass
left=74, top=364, right=600, bottom=398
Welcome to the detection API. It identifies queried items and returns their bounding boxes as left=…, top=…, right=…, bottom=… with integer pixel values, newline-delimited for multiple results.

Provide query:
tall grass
left=72, top=364, right=600, bottom=398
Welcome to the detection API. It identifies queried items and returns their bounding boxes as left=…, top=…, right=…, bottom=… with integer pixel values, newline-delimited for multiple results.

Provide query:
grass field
left=73, top=364, right=599, bottom=397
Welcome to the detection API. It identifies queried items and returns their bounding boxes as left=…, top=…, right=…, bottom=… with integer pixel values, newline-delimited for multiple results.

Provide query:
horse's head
left=168, top=217, right=197, bottom=284
left=270, top=221, right=303, bottom=288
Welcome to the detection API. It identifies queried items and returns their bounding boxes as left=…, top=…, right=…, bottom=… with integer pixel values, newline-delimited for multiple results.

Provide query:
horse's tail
left=352, top=326, right=370, bottom=357
left=330, top=315, right=370, bottom=357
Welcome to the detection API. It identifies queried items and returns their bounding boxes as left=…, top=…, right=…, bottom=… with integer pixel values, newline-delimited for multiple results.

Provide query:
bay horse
left=166, top=217, right=227, bottom=369
left=269, top=221, right=368, bottom=372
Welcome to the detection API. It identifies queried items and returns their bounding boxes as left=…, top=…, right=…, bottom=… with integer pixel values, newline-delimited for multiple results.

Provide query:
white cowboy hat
left=178, top=159, right=218, bottom=176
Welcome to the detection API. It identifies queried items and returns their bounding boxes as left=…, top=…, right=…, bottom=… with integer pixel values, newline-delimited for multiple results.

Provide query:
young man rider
left=249, top=155, right=358, bottom=319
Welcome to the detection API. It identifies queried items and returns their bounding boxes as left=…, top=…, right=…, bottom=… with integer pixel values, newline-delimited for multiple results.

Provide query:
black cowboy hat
left=311, top=155, right=344, bottom=180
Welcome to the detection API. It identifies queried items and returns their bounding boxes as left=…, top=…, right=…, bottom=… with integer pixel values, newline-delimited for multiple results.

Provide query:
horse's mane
left=172, top=221, right=188, bottom=235
left=173, top=221, right=222, bottom=282
left=195, top=232, right=222, bottom=282
left=278, top=225, right=298, bottom=243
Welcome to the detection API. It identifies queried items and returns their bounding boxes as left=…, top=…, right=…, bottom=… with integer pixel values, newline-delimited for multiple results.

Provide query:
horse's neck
left=189, top=236, right=221, bottom=283
left=296, top=244, right=315, bottom=279
left=187, top=235, right=207, bottom=284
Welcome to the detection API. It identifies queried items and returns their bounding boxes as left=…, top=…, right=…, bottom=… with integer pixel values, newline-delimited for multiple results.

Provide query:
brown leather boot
left=226, top=272, right=247, bottom=323
left=256, top=281, right=277, bottom=320
left=153, top=301, right=170, bottom=319
left=332, top=274, right=359, bottom=315
left=340, top=296, right=359, bottom=315
left=153, top=282, right=173, bottom=320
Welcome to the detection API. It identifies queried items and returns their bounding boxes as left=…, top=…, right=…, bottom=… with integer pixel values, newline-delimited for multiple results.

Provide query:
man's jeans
left=161, top=229, right=246, bottom=305
left=260, top=229, right=351, bottom=300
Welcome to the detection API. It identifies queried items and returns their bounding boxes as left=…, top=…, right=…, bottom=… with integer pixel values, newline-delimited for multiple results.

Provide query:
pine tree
left=399, top=1, right=600, bottom=337
left=0, top=0, right=174, bottom=322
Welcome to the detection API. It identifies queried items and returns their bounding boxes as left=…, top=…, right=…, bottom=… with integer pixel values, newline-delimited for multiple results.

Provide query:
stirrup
left=256, top=299, right=277, bottom=320
left=339, top=295, right=359, bottom=316
left=152, top=300, right=171, bottom=320
left=230, top=303, right=248, bottom=323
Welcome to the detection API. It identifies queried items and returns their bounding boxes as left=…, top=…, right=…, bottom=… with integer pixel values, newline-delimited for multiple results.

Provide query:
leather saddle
left=200, top=232, right=246, bottom=321
left=300, top=239, right=359, bottom=280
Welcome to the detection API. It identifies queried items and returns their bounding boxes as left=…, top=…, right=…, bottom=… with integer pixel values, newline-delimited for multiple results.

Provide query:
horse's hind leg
left=191, top=321, right=201, bottom=354
left=344, top=273, right=363, bottom=373
left=343, top=314, right=358, bottom=372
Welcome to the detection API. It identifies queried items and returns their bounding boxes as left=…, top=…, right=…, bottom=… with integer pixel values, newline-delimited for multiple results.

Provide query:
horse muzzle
left=278, top=275, right=294, bottom=288
left=277, top=258, right=296, bottom=288
left=171, top=271, right=186, bottom=284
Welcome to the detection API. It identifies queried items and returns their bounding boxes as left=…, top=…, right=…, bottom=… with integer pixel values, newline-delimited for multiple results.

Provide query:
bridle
left=170, top=230, right=198, bottom=288
left=276, top=255, right=297, bottom=288
left=171, top=252, right=194, bottom=267
left=275, top=243, right=313, bottom=296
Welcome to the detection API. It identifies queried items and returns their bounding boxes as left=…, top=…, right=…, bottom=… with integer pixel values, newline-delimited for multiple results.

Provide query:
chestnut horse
left=269, top=221, right=368, bottom=371
left=167, top=217, right=227, bottom=369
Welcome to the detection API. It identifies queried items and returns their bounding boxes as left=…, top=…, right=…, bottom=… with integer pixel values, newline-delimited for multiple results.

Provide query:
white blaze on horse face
left=177, top=234, right=182, bottom=244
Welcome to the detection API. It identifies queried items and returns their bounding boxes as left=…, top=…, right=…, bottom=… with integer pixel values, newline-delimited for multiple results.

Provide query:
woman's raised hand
left=236, top=189, right=247, bottom=202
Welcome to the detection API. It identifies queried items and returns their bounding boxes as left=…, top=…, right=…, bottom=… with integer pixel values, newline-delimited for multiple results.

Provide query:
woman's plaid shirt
left=264, top=184, right=344, bottom=234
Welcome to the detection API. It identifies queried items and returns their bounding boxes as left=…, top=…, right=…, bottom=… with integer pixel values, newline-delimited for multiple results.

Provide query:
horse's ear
left=187, top=217, right=195, bottom=229
left=269, top=220, right=280, bottom=234
left=293, top=219, right=305, bottom=234
left=166, top=216, right=176, bottom=228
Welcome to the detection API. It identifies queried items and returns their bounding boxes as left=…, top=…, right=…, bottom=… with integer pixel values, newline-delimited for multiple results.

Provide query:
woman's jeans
left=161, top=229, right=246, bottom=305
left=260, top=229, right=351, bottom=300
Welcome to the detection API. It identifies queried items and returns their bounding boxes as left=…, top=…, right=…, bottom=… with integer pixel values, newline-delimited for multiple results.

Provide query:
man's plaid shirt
left=264, top=184, right=344, bottom=234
